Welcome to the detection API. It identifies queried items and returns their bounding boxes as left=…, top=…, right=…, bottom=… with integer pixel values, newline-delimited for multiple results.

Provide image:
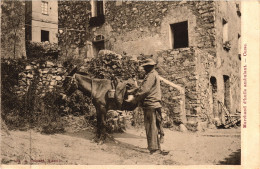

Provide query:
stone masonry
left=93, top=1, right=217, bottom=57
left=15, top=61, right=66, bottom=96
left=58, top=1, right=91, bottom=58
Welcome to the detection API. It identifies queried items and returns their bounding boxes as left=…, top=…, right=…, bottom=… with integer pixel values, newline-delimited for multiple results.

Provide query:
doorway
left=223, top=75, right=231, bottom=111
left=210, top=76, right=218, bottom=118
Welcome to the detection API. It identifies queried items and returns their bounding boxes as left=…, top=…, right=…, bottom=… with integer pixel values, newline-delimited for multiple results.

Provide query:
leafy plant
left=223, top=41, right=231, bottom=51
left=80, top=52, right=144, bottom=81
left=26, top=41, right=58, bottom=60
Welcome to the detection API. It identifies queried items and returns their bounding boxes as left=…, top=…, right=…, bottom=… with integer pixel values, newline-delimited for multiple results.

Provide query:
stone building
left=59, top=1, right=241, bottom=125
left=25, top=0, right=58, bottom=43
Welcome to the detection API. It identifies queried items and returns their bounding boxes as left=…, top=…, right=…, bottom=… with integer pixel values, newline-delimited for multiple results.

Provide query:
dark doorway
left=41, top=30, right=49, bottom=42
left=170, top=21, right=189, bottom=49
left=210, top=76, right=218, bottom=118
left=223, top=75, right=231, bottom=111
left=93, top=40, right=105, bottom=57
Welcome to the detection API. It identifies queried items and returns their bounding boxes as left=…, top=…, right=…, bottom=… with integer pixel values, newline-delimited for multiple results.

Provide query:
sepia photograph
left=0, top=0, right=259, bottom=168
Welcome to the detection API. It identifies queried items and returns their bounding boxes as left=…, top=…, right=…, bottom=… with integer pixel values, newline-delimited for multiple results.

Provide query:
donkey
left=63, top=67, right=138, bottom=142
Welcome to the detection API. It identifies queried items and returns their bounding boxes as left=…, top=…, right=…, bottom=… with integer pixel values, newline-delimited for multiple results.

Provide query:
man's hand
left=127, top=87, right=139, bottom=94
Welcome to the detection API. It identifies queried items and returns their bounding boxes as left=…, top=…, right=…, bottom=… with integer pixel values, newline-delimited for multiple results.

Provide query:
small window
left=97, top=1, right=104, bottom=16
left=91, top=0, right=104, bottom=17
left=236, top=3, right=241, bottom=17
left=93, top=35, right=105, bottom=42
left=222, top=19, right=228, bottom=43
left=41, top=30, right=49, bottom=42
left=170, top=21, right=189, bottom=49
left=41, top=1, right=48, bottom=15
left=238, top=34, right=241, bottom=60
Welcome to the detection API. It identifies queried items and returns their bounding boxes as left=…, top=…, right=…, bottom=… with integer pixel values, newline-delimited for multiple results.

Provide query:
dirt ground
left=1, top=125, right=241, bottom=165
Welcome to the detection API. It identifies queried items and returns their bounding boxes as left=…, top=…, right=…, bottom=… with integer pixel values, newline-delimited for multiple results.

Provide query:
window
left=89, top=0, right=105, bottom=27
left=41, top=1, right=48, bottom=15
left=97, top=1, right=104, bottom=16
left=93, top=34, right=105, bottom=42
left=91, top=0, right=104, bottom=17
left=170, top=21, right=189, bottom=49
left=41, top=30, right=49, bottom=42
left=238, top=34, right=241, bottom=60
left=222, top=19, right=228, bottom=43
left=236, top=3, right=241, bottom=17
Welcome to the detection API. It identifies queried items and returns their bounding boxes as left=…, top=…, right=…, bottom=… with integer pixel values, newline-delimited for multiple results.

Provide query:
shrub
left=35, top=87, right=95, bottom=134
left=26, top=41, right=58, bottom=60
left=36, top=88, right=65, bottom=134
left=1, top=59, right=26, bottom=128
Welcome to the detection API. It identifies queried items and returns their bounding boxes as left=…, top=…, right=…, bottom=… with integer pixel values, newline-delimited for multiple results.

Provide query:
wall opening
left=41, top=1, right=48, bottom=15
left=222, top=18, right=228, bottom=43
left=236, top=3, right=241, bottom=17
left=91, top=0, right=104, bottom=17
left=97, top=1, right=104, bottom=16
left=41, top=30, right=49, bottom=42
left=223, top=75, right=231, bottom=111
left=90, top=0, right=105, bottom=27
left=93, top=40, right=104, bottom=57
left=210, top=76, right=218, bottom=118
left=238, top=34, right=241, bottom=60
left=170, top=21, right=189, bottom=49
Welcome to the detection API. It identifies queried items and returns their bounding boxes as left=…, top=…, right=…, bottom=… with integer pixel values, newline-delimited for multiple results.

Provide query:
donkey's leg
left=99, top=106, right=107, bottom=141
left=91, top=107, right=102, bottom=142
left=96, top=112, right=101, bottom=138
left=92, top=105, right=108, bottom=144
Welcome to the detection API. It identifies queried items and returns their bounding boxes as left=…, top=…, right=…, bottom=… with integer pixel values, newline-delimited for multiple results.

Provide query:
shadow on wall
left=218, top=149, right=241, bottom=165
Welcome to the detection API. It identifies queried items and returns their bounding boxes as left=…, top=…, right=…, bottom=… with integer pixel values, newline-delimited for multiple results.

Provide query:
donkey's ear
left=68, top=66, right=78, bottom=76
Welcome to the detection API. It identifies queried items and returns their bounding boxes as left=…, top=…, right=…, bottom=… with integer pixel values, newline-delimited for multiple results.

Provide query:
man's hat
left=140, top=58, right=156, bottom=67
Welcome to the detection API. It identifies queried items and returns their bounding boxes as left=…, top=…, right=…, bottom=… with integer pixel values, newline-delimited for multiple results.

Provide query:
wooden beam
left=159, top=76, right=186, bottom=123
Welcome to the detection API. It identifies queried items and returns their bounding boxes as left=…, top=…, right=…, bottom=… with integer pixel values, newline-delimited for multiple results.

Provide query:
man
left=132, top=58, right=167, bottom=155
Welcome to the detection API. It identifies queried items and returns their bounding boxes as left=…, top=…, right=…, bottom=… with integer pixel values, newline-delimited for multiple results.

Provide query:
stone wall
left=58, top=1, right=91, bottom=59
left=157, top=47, right=198, bottom=123
left=1, top=0, right=26, bottom=59
left=15, top=61, right=66, bottom=96
left=92, top=1, right=216, bottom=57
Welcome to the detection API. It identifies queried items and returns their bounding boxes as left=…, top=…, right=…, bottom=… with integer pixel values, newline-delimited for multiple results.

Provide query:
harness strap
left=89, top=79, right=94, bottom=115
left=90, top=79, right=93, bottom=100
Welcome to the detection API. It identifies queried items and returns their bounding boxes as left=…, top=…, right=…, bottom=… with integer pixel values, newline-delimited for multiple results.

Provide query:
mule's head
left=63, top=66, right=78, bottom=96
